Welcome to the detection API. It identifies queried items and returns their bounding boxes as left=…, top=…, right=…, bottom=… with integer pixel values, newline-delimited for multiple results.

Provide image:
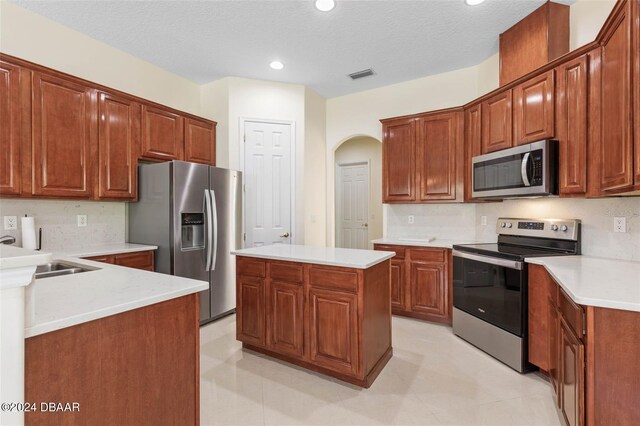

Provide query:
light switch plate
left=3, top=216, right=17, bottom=230
left=481, top=216, right=487, bottom=226
left=614, top=217, right=626, bottom=233
left=77, top=215, right=88, bottom=227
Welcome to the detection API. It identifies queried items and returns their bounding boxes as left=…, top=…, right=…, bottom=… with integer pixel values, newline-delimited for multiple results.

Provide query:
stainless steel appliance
left=128, top=161, right=242, bottom=325
left=452, top=218, right=581, bottom=372
left=472, top=140, right=558, bottom=199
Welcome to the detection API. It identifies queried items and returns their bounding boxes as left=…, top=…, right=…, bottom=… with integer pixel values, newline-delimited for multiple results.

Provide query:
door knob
left=280, top=232, right=290, bottom=238
left=363, top=223, right=368, bottom=228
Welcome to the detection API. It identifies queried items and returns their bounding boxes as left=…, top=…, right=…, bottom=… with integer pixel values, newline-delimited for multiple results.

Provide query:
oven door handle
left=453, top=250, right=523, bottom=270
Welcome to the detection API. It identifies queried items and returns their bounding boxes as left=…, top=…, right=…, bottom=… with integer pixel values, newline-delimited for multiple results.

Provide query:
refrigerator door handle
left=204, top=189, right=214, bottom=271
left=210, top=189, right=219, bottom=271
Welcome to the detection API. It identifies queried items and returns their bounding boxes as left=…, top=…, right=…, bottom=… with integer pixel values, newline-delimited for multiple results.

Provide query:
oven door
left=452, top=250, right=526, bottom=337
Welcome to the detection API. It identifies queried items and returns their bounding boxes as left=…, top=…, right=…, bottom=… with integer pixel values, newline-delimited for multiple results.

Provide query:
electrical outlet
left=614, top=217, right=626, bottom=233
left=408, top=215, right=415, bottom=224
left=77, top=215, right=88, bottom=228
left=481, top=215, right=487, bottom=226
left=3, top=216, right=17, bottom=230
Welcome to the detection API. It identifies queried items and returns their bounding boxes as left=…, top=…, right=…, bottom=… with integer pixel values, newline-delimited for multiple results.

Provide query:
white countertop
left=527, top=256, right=640, bottom=312
left=25, top=256, right=207, bottom=338
left=52, top=243, right=157, bottom=258
left=371, top=237, right=486, bottom=249
left=232, top=244, right=395, bottom=269
left=0, top=245, right=51, bottom=270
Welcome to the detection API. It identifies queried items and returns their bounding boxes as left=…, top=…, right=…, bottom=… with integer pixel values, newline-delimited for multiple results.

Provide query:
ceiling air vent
left=348, top=68, right=375, bottom=80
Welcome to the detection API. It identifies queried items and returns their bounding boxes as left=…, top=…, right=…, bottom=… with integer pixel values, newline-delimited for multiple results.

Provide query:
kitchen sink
left=35, top=261, right=99, bottom=279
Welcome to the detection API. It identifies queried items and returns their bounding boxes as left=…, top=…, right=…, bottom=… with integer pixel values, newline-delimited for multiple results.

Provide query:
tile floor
left=200, top=315, right=561, bottom=426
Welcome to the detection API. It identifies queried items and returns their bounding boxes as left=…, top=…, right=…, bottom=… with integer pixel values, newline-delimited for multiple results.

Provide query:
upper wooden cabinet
left=0, top=60, right=22, bottom=196
left=97, top=91, right=140, bottom=200
left=633, top=0, right=639, bottom=186
left=598, top=0, right=634, bottom=193
left=416, top=111, right=463, bottom=201
left=184, top=117, right=216, bottom=165
left=140, top=105, right=184, bottom=162
left=464, top=103, right=482, bottom=202
left=31, top=72, right=94, bottom=198
left=499, top=1, right=569, bottom=85
left=382, top=117, right=416, bottom=202
left=482, top=89, right=513, bottom=153
left=513, top=70, right=555, bottom=145
left=556, top=56, right=588, bottom=196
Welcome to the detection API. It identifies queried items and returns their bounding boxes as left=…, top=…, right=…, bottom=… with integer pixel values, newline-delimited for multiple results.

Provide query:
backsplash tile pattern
left=0, top=199, right=126, bottom=251
left=385, top=204, right=477, bottom=241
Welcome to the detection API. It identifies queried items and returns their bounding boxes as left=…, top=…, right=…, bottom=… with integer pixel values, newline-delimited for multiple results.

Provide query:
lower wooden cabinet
left=84, top=250, right=154, bottom=271
left=236, top=257, right=392, bottom=388
left=559, top=316, right=585, bottom=426
left=374, top=244, right=451, bottom=324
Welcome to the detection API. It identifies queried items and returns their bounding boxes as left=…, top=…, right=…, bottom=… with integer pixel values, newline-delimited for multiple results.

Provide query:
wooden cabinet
left=598, top=0, right=634, bottom=192
left=31, top=71, right=94, bottom=198
left=97, top=91, right=140, bottom=200
left=236, top=257, right=392, bottom=388
left=514, top=70, right=555, bottom=145
left=184, top=117, right=216, bottom=165
left=308, top=287, right=359, bottom=375
left=84, top=250, right=154, bottom=271
left=416, top=111, right=463, bottom=201
left=382, top=117, right=416, bottom=202
left=464, top=103, right=482, bottom=201
left=0, top=60, right=22, bottom=196
left=556, top=56, right=589, bottom=196
left=559, top=316, right=585, bottom=426
left=140, top=104, right=184, bottom=161
left=374, top=244, right=451, bottom=324
left=548, top=294, right=560, bottom=397
left=482, top=90, right=513, bottom=153
left=633, top=0, right=640, bottom=186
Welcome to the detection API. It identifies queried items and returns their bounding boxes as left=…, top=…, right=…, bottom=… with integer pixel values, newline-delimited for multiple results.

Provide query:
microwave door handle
left=210, top=190, right=218, bottom=271
left=204, top=189, right=213, bottom=271
left=521, top=152, right=532, bottom=187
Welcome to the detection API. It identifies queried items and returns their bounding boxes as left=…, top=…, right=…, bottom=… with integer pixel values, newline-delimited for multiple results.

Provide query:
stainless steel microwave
left=472, top=140, right=558, bottom=199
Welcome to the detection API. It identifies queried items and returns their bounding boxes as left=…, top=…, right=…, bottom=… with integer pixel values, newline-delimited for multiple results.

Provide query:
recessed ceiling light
left=269, top=60, right=284, bottom=70
left=315, top=0, right=335, bottom=12
left=465, top=0, right=485, bottom=5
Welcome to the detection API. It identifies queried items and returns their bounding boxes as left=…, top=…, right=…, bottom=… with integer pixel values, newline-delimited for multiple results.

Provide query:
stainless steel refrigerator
left=128, top=161, right=242, bottom=324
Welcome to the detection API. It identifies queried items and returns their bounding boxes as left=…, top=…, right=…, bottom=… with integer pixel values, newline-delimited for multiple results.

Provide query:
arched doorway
left=334, top=136, right=382, bottom=249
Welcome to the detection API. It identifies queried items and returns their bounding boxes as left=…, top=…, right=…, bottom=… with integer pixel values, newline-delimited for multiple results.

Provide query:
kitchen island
left=232, top=244, right=395, bottom=388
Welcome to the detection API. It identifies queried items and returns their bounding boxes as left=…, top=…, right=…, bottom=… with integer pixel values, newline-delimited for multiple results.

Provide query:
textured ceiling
left=14, top=0, right=574, bottom=98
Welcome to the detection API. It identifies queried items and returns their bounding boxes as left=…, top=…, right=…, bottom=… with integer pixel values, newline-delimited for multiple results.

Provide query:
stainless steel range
left=452, top=218, right=581, bottom=372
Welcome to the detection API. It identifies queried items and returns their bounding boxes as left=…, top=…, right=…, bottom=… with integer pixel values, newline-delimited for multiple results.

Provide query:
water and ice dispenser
left=181, top=213, right=204, bottom=250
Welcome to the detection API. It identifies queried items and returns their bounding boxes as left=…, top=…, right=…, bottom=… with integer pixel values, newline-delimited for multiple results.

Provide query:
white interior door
left=244, top=120, right=293, bottom=247
left=337, top=162, right=369, bottom=249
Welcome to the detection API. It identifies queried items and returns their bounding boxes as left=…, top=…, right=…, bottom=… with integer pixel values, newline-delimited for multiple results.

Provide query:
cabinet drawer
left=409, top=248, right=447, bottom=263
left=309, top=266, right=358, bottom=293
left=559, top=288, right=584, bottom=338
left=238, top=258, right=266, bottom=278
left=270, top=262, right=304, bottom=284
left=115, top=251, right=154, bottom=270
left=84, top=255, right=115, bottom=264
left=373, top=245, right=405, bottom=259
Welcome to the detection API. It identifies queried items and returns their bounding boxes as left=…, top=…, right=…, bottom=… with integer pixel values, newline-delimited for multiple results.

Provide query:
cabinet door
left=97, top=92, right=140, bottom=200
left=308, top=288, right=358, bottom=375
left=548, top=298, right=560, bottom=400
left=390, top=259, right=406, bottom=311
left=513, top=71, right=555, bottom=145
left=482, top=90, right=513, bottom=153
left=556, top=56, right=588, bottom=195
left=269, top=280, right=304, bottom=358
left=559, top=317, right=585, bottom=426
left=184, top=118, right=215, bottom=165
left=464, top=104, right=482, bottom=201
left=140, top=105, right=184, bottom=161
left=0, top=60, right=22, bottom=196
left=382, top=118, right=416, bottom=202
left=416, top=112, right=460, bottom=201
left=237, top=275, right=266, bottom=347
left=634, top=0, right=640, bottom=185
left=409, top=261, right=448, bottom=321
left=32, top=72, right=94, bottom=198
left=599, top=0, right=634, bottom=192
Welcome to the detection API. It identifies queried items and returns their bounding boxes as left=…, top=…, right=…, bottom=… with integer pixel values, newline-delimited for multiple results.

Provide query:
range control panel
left=496, top=218, right=581, bottom=241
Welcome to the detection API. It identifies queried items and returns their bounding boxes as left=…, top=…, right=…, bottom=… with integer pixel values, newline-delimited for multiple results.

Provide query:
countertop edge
left=57, top=244, right=158, bottom=259
left=232, top=251, right=395, bottom=269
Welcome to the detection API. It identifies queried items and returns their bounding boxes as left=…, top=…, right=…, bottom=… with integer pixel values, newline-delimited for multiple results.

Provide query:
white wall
left=200, top=79, right=230, bottom=166
left=570, top=0, right=617, bottom=50
left=334, top=137, right=383, bottom=248
left=304, top=87, right=327, bottom=246
left=0, top=1, right=202, bottom=114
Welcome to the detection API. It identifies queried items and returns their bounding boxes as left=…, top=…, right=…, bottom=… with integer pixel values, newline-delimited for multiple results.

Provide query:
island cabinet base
left=25, top=294, right=200, bottom=426
left=236, top=257, right=393, bottom=388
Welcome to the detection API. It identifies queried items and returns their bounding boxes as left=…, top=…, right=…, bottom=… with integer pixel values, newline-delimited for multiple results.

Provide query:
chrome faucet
left=0, top=235, right=16, bottom=245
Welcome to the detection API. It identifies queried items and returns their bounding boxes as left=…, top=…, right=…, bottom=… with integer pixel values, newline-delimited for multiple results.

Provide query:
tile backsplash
left=0, top=199, right=126, bottom=251
left=386, top=197, right=640, bottom=261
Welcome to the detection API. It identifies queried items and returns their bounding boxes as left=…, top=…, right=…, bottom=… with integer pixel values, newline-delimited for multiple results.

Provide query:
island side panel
left=362, top=259, right=393, bottom=377
left=25, top=294, right=200, bottom=426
